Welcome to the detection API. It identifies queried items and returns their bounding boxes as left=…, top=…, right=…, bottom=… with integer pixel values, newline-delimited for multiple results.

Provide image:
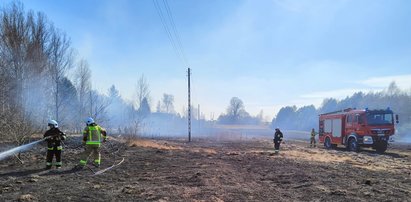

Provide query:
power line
left=162, top=0, right=189, bottom=67
left=153, top=0, right=180, bottom=63
left=152, top=0, right=189, bottom=68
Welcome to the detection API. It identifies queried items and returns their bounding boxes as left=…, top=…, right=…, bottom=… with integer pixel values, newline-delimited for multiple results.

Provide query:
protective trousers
left=274, top=141, right=281, bottom=153
left=46, top=146, right=62, bottom=168
left=79, top=144, right=101, bottom=166
left=310, top=137, right=316, bottom=147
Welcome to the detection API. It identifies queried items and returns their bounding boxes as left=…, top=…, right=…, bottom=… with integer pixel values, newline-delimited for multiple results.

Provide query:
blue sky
left=7, top=0, right=411, bottom=120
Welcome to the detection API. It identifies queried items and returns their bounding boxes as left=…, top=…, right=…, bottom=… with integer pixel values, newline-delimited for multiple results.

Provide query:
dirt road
left=1, top=137, right=410, bottom=201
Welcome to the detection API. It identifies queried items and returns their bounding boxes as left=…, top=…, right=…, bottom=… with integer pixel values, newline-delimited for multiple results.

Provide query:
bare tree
left=217, top=97, right=249, bottom=124
left=227, top=97, right=245, bottom=121
left=162, top=93, right=175, bottom=113
left=135, top=74, right=150, bottom=109
left=47, top=27, right=73, bottom=122
left=125, top=74, right=151, bottom=138
left=123, top=105, right=139, bottom=140
left=0, top=2, right=47, bottom=143
left=73, top=58, right=91, bottom=127
left=88, top=90, right=110, bottom=125
left=122, top=84, right=152, bottom=138
left=0, top=2, right=30, bottom=110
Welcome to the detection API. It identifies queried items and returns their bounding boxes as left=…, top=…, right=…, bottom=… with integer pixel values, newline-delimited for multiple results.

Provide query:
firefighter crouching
left=310, top=128, right=316, bottom=147
left=76, top=117, right=107, bottom=169
left=43, top=120, right=66, bottom=169
left=273, top=127, right=283, bottom=154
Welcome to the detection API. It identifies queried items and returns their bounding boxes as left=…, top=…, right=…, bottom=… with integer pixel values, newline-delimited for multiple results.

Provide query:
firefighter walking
left=76, top=117, right=107, bottom=169
left=43, top=120, right=66, bottom=169
left=273, top=127, right=283, bottom=154
left=310, top=128, right=316, bottom=147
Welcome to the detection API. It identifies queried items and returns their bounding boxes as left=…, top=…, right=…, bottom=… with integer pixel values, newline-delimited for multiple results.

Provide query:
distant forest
left=271, top=82, right=411, bottom=139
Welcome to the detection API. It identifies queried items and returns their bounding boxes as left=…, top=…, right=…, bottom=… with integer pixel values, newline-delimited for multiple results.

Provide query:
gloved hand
left=82, top=141, right=86, bottom=146
left=60, top=133, right=66, bottom=141
left=103, top=138, right=107, bottom=143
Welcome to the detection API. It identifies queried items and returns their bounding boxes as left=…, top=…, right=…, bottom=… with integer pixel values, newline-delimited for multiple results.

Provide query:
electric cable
left=152, top=0, right=190, bottom=68
left=162, top=0, right=189, bottom=67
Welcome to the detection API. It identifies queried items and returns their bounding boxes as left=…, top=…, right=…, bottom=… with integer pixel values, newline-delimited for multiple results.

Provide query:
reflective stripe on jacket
left=274, top=131, right=283, bottom=142
left=43, top=128, right=66, bottom=148
left=83, top=124, right=106, bottom=145
left=311, top=131, right=316, bottom=137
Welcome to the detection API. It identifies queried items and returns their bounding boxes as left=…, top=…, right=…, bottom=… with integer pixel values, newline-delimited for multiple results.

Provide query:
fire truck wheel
left=348, top=138, right=359, bottom=152
left=324, top=137, right=332, bottom=149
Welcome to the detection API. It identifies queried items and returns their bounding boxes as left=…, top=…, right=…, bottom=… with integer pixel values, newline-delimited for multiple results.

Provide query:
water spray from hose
left=0, top=139, right=45, bottom=161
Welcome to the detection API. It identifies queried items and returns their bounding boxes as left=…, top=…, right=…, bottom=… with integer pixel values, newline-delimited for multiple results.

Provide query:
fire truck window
left=324, top=120, right=332, bottom=133
left=354, top=114, right=359, bottom=123
left=358, top=115, right=364, bottom=124
left=346, top=115, right=351, bottom=123
left=376, top=115, right=382, bottom=124
left=366, top=113, right=393, bottom=125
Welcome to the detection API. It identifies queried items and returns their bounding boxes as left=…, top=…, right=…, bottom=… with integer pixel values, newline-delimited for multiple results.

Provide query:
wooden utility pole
left=187, top=68, right=191, bottom=142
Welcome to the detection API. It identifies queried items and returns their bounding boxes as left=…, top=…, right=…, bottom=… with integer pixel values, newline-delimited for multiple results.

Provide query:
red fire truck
left=319, top=108, right=398, bottom=153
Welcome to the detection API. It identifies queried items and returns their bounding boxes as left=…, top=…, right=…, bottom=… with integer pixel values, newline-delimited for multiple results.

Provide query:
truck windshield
left=366, top=113, right=393, bottom=125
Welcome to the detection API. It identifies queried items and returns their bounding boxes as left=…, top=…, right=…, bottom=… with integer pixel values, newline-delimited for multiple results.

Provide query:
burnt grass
left=0, top=136, right=410, bottom=202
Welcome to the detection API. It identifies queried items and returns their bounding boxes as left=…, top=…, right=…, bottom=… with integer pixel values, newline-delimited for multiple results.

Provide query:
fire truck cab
left=319, top=108, right=398, bottom=153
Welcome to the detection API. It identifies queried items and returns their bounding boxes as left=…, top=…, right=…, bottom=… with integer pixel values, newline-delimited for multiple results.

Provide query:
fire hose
left=82, top=138, right=125, bottom=175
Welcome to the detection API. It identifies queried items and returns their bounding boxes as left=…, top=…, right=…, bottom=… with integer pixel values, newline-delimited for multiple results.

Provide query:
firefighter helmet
left=86, top=117, right=95, bottom=125
left=48, top=120, right=58, bottom=128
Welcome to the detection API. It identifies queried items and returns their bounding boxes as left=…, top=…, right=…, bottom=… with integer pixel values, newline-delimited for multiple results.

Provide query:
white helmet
left=48, top=120, right=58, bottom=128
left=85, top=117, right=95, bottom=125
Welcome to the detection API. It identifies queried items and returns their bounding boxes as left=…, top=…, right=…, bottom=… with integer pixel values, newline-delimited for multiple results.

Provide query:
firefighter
left=273, top=127, right=283, bottom=154
left=43, top=120, right=66, bottom=169
left=76, top=117, right=107, bottom=169
left=310, top=128, right=316, bottom=147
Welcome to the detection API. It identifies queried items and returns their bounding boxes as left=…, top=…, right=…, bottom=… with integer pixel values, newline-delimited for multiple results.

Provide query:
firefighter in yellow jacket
left=77, top=117, right=107, bottom=168
left=310, top=128, right=316, bottom=147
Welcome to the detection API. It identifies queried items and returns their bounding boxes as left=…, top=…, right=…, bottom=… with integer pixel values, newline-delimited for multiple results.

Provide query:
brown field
left=0, top=135, right=410, bottom=201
